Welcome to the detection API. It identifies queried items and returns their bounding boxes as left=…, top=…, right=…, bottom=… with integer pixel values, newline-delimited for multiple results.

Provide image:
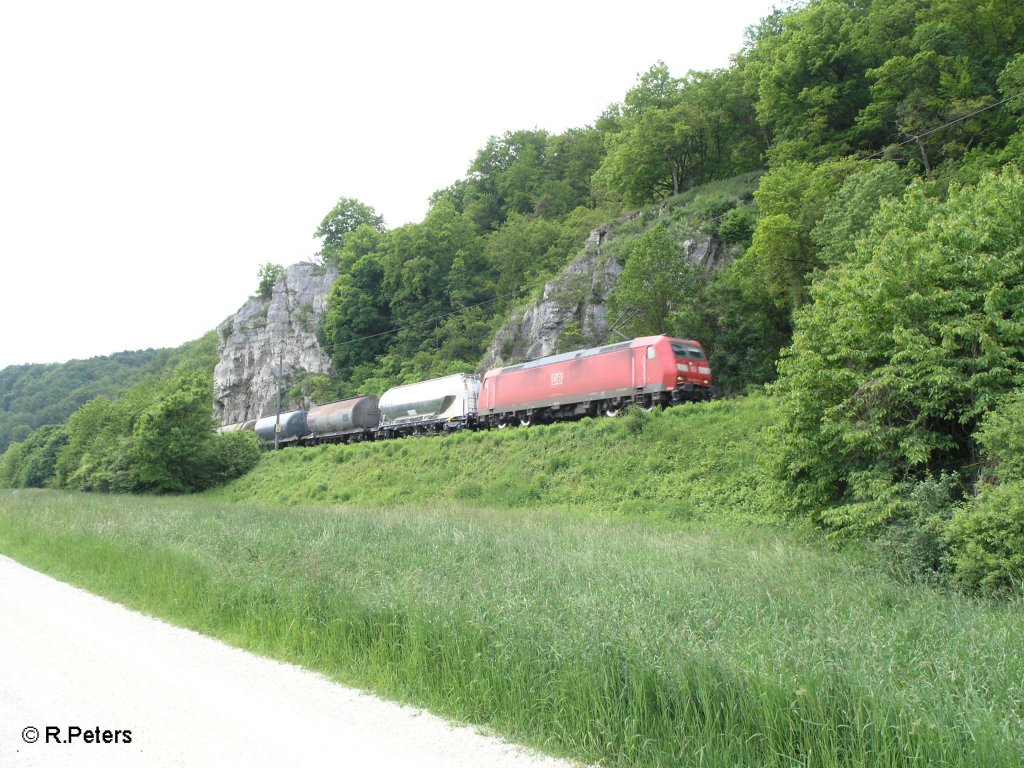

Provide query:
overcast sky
left=0, top=0, right=778, bottom=369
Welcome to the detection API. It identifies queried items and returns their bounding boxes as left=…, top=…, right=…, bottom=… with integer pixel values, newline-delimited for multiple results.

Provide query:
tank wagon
left=254, top=409, right=309, bottom=446
left=215, top=419, right=257, bottom=434
left=478, top=335, right=713, bottom=427
left=377, top=373, right=481, bottom=438
left=305, top=396, right=380, bottom=443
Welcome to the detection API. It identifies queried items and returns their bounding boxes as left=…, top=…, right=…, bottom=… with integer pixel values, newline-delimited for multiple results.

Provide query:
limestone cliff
left=480, top=228, right=621, bottom=370
left=480, top=223, right=731, bottom=371
left=213, top=262, right=337, bottom=425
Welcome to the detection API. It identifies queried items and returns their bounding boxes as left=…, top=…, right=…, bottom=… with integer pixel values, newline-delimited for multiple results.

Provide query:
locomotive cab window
left=647, top=346, right=656, bottom=359
left=671, top=343, right=704, bottom=360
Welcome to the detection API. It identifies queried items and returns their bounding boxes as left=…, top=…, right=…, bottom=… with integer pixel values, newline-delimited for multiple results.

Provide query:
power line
left=314, top=289, right=528, bottom=354
left=860, top=93, right=1018, bottom=162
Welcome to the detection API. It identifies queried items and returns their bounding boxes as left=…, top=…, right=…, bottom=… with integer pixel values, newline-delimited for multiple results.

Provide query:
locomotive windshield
left=671, top=342, right=705, bottom=360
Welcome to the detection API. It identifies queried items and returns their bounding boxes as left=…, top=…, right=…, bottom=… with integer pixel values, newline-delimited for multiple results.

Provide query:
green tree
left=319, top=254, right=392, bottom=378
left=771, top=169, right=1024, bottom=530
left=463, top=130, right=550, bottom=230
left=256, top=263, right=285, bottom=299
left=133, top=369, right=260, bottom=494
left=382, top=200, right=482, bottom=349
left=741, top=158, right=853, bottom=310
left=315, top=197, right=385, bottom=260
left=810, top=161, right=908, bottom=268
left=534, top=127, right=606, bottom=217
left=747, top=0, right=874, bottom=162
left=610, top=226, right=700, bottom=336
left=947, top=387, right=1024, bottom=592
left=596, top=64, right=762, bottom=205
left=670, top=260, right=790, bottom=395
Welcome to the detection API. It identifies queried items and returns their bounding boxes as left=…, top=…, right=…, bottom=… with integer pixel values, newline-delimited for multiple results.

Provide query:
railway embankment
left=206, top=394, right=776, bottom=521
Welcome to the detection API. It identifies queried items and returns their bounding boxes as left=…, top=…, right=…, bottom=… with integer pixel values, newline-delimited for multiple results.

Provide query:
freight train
left=218, top=334, right=714, bottom=446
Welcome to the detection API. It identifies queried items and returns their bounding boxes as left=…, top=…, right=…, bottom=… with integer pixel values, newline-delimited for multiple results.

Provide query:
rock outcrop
left=480, top=228, right=623, bottom=370
left=480, top=224, right=729, bottom=370
left=213, top=262, right=337, bottom=425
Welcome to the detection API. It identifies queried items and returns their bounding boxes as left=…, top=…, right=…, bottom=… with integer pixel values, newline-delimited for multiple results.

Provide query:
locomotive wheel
left=519, top=414, right=532, bottom=427
left=603, top=403, right=621, bottom=417
left=497, top=420, right=511, bottom=430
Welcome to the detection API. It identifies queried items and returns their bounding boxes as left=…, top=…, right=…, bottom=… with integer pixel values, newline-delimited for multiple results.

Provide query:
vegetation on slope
left=770, top=169, right=1024, bottom=554
left=0, top=362, right=259, bottom=494
left=0, top=332, right=219, bottom=453
left=210, top=396, right=774, bottom=520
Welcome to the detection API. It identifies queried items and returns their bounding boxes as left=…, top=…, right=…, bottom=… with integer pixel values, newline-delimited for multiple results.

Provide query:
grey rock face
left=480, top=228, right=622, bottom=370
left=213, top=262, right=338, bottom=425
left=682, top=238, right=726, bottom=269
left=480, top=224, right=727, bottom=370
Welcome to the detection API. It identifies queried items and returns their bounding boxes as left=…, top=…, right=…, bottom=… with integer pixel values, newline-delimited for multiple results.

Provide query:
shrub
left=945, top=388, right=1024, bottom=592
left=771, top=169, right=1024, bottom=529
left=0, top=425, right=68, bottom=489
left=947, top=483, right=1024, bottom=593
left=718, top=206, right=755, bottom=247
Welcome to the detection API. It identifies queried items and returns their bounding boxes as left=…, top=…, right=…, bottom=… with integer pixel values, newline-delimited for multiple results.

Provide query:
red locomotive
left=229, top=334, right=714, bottom=442
left=478, top=334, right=713, bottom=427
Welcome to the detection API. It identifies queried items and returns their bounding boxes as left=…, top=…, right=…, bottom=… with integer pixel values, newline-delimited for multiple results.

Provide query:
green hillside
left=0, top=332, right=219, bottom=453
left=209, top=395, right=773, bottom=519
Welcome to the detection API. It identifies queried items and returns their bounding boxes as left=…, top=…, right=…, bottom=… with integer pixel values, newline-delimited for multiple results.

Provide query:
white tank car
left=215, top=419, right=257, bottom=435
left=378, top=373, right=481, bottom=436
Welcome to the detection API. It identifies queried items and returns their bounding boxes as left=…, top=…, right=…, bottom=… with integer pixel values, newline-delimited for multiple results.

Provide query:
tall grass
left=2, top=490, right=1021, bottom=767
left=209, top=395, right=775, bottom=520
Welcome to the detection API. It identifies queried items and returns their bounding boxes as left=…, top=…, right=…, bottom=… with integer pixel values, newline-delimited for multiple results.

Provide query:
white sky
left=0, top=0, right=778, bottom=369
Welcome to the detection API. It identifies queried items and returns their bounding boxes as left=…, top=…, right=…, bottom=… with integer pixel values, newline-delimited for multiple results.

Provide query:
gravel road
left=0, top=555, right=578, bottom=768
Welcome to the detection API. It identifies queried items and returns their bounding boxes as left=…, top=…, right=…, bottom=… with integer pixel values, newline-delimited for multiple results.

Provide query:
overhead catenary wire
left=859, top=93, right=1018, bottom=162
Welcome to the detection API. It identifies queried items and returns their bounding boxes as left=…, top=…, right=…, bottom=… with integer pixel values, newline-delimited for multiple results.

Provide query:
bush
left=771, top=169, right=1024, bottom=528
left=945, top=388, right=1024, bottom=592
left=0, top=424, right=68, bottom=488
left=718, top=206, right=755, bottom=247
left=947, top=483, right=1024, bottom=593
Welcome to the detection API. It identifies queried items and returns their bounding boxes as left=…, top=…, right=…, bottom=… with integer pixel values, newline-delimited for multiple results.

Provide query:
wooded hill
left=0, top=334, right=219, bottom=454
left=3, top=0, right=1024, bottom=592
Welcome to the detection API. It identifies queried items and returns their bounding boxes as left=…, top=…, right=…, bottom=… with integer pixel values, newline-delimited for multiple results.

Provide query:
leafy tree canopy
left=315, top=197, right=385, bottom=260
left=256, top=263, right=285, bottom=299
left=771, top=168, right=1024, bottom=530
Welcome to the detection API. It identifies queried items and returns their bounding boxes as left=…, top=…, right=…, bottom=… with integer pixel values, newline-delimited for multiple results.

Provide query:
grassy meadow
left=1, top=489, right=1022, bottom=767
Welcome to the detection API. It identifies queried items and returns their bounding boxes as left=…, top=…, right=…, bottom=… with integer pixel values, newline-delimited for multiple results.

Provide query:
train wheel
left=519, top=414, right=532, bottom=427
left=497, top=420, right=511, bottom=430
left=603, top=403, right=621, bottom=417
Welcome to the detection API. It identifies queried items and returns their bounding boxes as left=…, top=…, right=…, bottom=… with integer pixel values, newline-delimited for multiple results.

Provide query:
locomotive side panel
left=485, top=346, right=636, bottom=414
